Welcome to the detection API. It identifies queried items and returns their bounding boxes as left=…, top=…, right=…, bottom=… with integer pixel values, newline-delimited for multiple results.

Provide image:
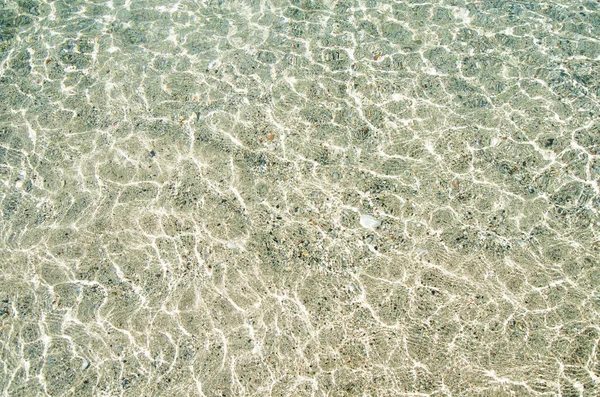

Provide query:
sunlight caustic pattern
left=0, top=0, right=599, bottom=396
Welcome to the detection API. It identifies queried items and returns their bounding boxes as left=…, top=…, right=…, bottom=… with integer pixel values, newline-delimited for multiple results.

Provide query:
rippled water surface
left=1, top=0, right=600, bottom=396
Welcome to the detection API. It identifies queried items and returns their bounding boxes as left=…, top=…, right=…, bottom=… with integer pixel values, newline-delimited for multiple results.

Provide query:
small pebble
left=360, top=214, right=381, bottom=229
left=266, top=133, right=275, bottom=141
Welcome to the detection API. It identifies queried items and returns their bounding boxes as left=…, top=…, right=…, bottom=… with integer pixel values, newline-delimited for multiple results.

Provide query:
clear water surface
left=1, top=0, right=599, bottom=396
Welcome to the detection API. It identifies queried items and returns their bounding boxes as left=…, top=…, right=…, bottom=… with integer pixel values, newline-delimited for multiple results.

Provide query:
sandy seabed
left=1, top=0, right=599, bottom=396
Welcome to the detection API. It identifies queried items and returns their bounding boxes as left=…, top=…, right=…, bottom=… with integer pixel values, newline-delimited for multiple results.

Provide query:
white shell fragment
left=360, top=214, right=381, bottom=229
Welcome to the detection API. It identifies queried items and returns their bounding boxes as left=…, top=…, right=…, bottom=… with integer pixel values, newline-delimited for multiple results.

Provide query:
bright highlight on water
left=1, top=0, right=599, bottom=396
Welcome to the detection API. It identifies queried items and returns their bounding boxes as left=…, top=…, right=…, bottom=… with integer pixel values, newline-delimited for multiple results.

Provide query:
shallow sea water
left=1, top=0, right=600, bottom=396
